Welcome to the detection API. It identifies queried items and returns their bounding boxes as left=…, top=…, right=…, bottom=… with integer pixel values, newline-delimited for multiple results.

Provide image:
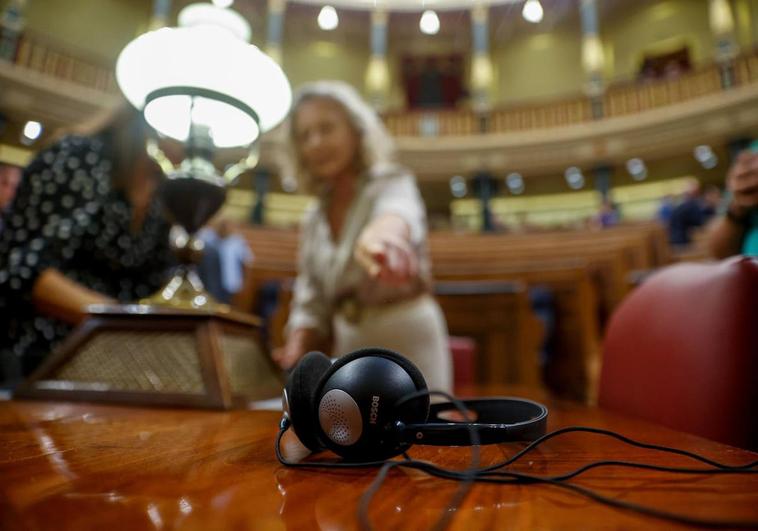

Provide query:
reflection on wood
left=1, top=395, right=757, bottom=530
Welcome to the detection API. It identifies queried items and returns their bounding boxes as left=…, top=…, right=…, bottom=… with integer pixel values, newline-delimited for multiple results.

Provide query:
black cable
left=476, top=426, right=758, bottom=473
left=275, top=397, right=758, bottom=529
left=502, top=459, right=758, bottom=482
left=393, top=460, right=758, bottom=529
left=358, top=390, right=482, bottom=531
left=275, top=419, right=393, bottom=469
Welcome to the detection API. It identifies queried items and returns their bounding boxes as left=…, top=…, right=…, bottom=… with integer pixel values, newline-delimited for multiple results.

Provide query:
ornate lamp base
left=16, top=304, right=283, bottom=410
left=140, top=266, right=230, bottom=313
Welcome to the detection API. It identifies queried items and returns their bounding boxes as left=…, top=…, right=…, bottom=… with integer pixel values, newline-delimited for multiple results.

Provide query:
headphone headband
left=395, top=397, right=548, bottom=446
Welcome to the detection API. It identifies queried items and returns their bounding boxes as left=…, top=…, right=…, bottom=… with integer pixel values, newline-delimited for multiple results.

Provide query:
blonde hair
left=282, top=80, right=396, bottom=194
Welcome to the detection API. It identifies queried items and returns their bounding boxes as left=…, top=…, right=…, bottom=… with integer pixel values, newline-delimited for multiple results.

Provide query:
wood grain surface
left=1, top=390, right=756, bottom=530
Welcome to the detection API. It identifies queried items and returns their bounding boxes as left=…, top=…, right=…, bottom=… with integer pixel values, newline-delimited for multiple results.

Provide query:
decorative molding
left=0, top=58, right=120, bottom=128
left=288, top=0, right=521, bottom=12
left=390, top=81, right=758, bottom=178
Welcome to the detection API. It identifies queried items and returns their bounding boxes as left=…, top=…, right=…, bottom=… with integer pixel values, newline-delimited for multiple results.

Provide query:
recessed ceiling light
left=318, top=5, right=339, bottom=31
left=522, top=0, right=544, bottom=24
left=419, top=10, right=440, bottom=35
left=22, top=120, right=43, bottom=143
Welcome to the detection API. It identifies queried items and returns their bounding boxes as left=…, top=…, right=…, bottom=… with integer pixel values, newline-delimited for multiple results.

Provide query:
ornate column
left=266, top=0, right=286, bottom=64
left=149, top=0, right=172, bottom=30
left=472, top=171, right=497, bottom=233
left=470, top=3, right=493, bottom=130
left=593, top=165, right=612, bottom=201
left=709, top=0, right=739, bottom=89
left=365, top=9, right=390, bottom=110
left=579, top=0, right=605, bottom=119
left=0, top=0, right=27, bottom=61
left=251, top=168, right=269, bottom=225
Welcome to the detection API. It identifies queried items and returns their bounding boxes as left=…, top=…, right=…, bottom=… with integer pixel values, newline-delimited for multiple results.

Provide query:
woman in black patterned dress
left=0, top=106, right=175, bottom=388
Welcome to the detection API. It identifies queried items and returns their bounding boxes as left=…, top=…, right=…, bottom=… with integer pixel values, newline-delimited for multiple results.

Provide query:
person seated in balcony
left=668, top=182, right=721, bottom=246
left=0, top=105, right=175, bottom=388
left=707, top=147, right=758, bottom=258
left=271, top=80, right=452, bottom=392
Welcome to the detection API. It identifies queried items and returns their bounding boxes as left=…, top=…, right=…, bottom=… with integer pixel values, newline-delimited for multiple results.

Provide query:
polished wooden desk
left=1, top=391, right=757, bottom=530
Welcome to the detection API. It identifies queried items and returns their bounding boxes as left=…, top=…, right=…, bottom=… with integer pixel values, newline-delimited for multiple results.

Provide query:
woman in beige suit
left=272, top=81, right=452, bottom=392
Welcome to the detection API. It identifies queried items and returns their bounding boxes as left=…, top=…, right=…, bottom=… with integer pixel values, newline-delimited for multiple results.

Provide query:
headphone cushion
left=285, top=351, right=333, bottom=451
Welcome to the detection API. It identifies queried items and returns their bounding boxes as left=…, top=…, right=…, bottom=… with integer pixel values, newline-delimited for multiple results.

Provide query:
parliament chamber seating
left=231, top=222, right=672, bottom=403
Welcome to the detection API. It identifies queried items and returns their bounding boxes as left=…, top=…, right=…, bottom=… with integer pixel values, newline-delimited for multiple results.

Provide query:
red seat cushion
left=448, top=336, right=476, bottom=391
left=599, top=257, right=758, bottom=450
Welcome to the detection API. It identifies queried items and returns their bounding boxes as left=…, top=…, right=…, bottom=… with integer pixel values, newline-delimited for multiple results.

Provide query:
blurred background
left=1, top=1, right=756, bottom=228
left=1, top=0, right=757, bottom=403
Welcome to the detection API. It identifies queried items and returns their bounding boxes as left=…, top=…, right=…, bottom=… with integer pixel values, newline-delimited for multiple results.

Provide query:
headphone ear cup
left=284, top=351, right=333, bottom=452
left=315, top=347, right=430, bottom=461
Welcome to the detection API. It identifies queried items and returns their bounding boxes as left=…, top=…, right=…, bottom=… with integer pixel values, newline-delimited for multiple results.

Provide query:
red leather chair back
left=599, top=257, right=758, bottom=450
left=448, top=336, right=477, bottom=392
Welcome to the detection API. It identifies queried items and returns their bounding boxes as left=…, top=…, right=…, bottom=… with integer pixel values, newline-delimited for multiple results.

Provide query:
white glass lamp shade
left=178, top=3, right=251, bottom=42
left=116, top=26, right=291, bottom=148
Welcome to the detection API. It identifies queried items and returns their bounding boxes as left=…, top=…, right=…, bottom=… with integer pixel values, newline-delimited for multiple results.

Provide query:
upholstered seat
left=599, top=256, right=758, bottom=450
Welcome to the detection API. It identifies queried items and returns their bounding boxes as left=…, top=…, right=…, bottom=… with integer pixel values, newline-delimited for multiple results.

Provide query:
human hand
left=272, top=342, right=305, bottom=370
left=354, top=215, right=418, bottom=285
left=727, top=151, right=758, bottom=215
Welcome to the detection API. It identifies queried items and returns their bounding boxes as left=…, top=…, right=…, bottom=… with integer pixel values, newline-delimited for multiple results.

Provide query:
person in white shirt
left=272, top=81, right=452, bottom=392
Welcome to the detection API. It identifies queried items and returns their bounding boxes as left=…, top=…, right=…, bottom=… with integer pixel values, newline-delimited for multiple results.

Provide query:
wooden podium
left=15, top=305, right=284, bottom=410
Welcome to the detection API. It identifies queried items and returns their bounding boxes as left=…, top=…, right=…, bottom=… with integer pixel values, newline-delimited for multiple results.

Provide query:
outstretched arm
left=707, top=151, right=758, bottom=258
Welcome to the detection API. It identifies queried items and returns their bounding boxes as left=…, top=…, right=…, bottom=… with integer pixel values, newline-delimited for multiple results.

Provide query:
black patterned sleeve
left=0, top=136, right=109, bottom=305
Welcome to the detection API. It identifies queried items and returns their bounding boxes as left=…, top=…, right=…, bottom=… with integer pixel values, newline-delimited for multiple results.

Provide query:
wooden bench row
left=230, top=223, right=669, bottom=402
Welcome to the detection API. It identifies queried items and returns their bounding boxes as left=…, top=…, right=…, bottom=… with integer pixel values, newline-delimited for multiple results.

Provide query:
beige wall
left=282, top=38, right=371, bottom=94
left=602, top=0, right=713, bottom=81
left=492, top=31, right=584, bottom=104
left=744, top=0, right=758, bottom=47
left=14, top=0, right=755, bottom=109
left=734, top=0, right=755, bottom=48
left=23, top=0, right=151, bottom=64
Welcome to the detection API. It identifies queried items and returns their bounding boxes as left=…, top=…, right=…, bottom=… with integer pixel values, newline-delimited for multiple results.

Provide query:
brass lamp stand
left=17, top=174, right=282, bottom=410
left=17, top=108, right=281, bottom=411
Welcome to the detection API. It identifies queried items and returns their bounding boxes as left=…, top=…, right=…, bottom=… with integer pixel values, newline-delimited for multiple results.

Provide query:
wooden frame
left=15, top=305, right=283, bottom=410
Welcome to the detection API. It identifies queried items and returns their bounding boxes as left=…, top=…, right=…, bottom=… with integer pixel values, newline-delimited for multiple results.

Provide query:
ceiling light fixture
left=318, top=5, right=339, bottom=31
left=450, top=175, right=467, bottom=198
left=506, top=172, right=525, bottom=195
left=522, top=0, right=544, bottom=24
left=564, top=166, right=585, bottom=190
left=420, top=9, right=440, bottom=35
left=626, top=158, right=648, bottom=181
left=21, top=120, right=43, bottom=143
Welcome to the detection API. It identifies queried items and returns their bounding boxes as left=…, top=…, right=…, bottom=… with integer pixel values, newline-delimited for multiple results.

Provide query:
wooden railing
left=735, top=49, right=758, bottom=84
left=383, top=50, right=758, bottom=137
left=489, top=96, right=593, bottom=133
left=603, top=64, right=722, bottom=117
left=5, top=30, right=118, bottom=94
left=5, top=31, right=757, bottom=140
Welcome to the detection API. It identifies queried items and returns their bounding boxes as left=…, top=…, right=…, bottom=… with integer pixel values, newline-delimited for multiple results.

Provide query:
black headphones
left=281, top=347, right=548, bottom=462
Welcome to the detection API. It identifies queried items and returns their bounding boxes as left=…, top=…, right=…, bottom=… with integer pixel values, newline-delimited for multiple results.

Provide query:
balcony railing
left=4, top=30, right=758, bottom=141
left=4, top=30, right=118, bottom=94
left=383, top=50, right=758, bottom=137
